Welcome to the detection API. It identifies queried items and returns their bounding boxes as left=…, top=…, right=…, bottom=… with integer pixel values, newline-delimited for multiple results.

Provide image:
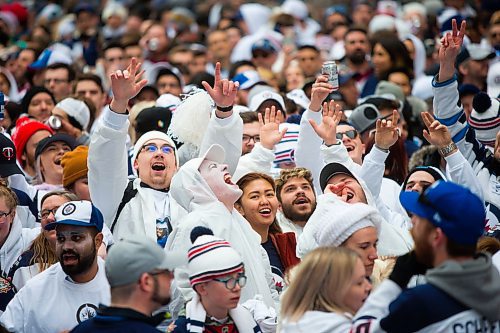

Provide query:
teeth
left=347, top=193, right=354, bottom=200
left=259, top=209, right=271, bottom=214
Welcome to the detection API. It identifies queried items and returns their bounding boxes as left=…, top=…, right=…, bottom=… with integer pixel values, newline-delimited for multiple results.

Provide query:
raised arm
left=88, top=58, right=147, bottom=225
left=199, top=62, right=242, bottom=175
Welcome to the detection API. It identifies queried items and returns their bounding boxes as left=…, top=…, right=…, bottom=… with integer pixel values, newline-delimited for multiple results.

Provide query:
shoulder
left=169, top=316, right=188, bottom=333
left=8, top=250, right=35, bottom=275
left=381, top=284, right=469, bottom=332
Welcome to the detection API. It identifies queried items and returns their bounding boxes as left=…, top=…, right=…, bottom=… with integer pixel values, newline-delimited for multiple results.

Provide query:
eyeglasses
left=336, top=129, right=358, bottom=140
left=0, top=210, right=12, bottom=219
left=242, top=135, right=260, bottom=143
left=44, top=78, right=68, bottom=85
left=141, top=144, right=174, bottom=155
left=213, top=273, right=247, bottom=290
left=39, top=208, right=59, bottom=220
left=149, top=269, right=174, bottom=278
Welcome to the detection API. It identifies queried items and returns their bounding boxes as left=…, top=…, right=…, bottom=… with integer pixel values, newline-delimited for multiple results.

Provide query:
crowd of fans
left=0, top=0, right=499, bottom=332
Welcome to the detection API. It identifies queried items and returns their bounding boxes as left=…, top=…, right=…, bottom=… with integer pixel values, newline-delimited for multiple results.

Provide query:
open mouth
left=346, top=192, right=354, bottom=202
left=259, top=208, right=272, bottom=216
left=345, top=145, right=354, bottom=152
left=151, top=162, right=166, bottom=171
left=62, top=254, right=78, bottom=264
left=224, top=173, right=234, bottom=185
left=293, top=197, right=309, bottom=205
left=54, top=158, right=62, bottom=165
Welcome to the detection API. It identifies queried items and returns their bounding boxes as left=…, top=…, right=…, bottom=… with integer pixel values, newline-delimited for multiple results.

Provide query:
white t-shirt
left=0, top=257, right=110, bottom=333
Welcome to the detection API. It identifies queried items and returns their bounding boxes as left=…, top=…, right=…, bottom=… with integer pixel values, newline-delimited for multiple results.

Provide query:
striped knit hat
left=274, top=123, right=299, bottom=167
left=188, top=227, right=244, bottom=287
left=469, top=92, right=500, bottom=147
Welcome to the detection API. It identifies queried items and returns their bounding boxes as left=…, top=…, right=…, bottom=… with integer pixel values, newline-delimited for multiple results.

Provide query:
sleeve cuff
left=371, top=145, right=390, bottom=161
left=303, top=109, right=322, bottom=122
left=432, top=74, right=457, bottom=88
left=213, top=109, right=235, bottom=126
left=443, top=149, right=463, bottom=168
left=102, top=105, right=129, bottom=130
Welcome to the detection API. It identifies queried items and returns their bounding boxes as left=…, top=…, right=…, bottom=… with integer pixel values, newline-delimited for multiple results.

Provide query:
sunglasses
left=336, top=129, right=358, bottom=140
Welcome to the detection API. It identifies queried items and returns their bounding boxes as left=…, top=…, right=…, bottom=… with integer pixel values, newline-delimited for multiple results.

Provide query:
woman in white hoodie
left=280, top=247, right=371, bottom=332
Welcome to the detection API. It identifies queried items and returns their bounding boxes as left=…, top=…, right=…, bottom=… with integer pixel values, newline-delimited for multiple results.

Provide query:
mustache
left=61, top=250, right=80, bottom=258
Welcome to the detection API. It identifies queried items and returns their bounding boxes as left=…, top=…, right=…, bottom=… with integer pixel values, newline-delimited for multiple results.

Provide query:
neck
left=253, top=224, right=269, bottom=243
left=433, top=253, right=474, bottom=267
left=0, top=230, right=10, bottom=249
left=71, top=258, right=99, bottom=283
left=293, top=220, right=307, bottom=228
left=23, top=164, right=36, bottom=178
left=347, top=60, right=370, bottom=74
left=44, top=174, right=61, bottom=186
left=201, top=297, right=230, bottom=320
left=110, top=299, right=153, bottom=317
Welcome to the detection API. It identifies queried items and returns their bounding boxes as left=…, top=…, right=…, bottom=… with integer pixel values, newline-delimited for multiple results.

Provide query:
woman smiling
left=235, top=173, right=300, bottom=291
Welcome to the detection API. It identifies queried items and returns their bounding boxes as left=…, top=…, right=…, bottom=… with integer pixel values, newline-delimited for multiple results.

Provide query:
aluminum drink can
left=321, top=61, right=339, bottom=90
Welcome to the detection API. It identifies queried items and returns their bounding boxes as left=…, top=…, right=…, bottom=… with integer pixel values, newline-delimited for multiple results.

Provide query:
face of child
left=198, top=271, right=245, bottom=317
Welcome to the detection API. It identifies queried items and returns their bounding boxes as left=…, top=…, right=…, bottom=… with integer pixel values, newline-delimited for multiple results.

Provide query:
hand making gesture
left=202, top=62, right=239, bottom=110
left=438, top=19, right=466, bottom=82
left=375, top=110, right=400, bottom=151
left=421, top=112, right=456, bottom=154
left=309, top=100, right=343, bottom=146
left=109, top=58, right=148, bottom=113
left=258, top=106, right=288, bottom=150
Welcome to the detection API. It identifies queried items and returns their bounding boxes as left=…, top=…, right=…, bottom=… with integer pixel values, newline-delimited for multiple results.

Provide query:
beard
left=346, top=50, right=366, bottom=65
left=59, top=245, right=97, bottom=277
left=152, top=276, right=171, bottom=306
left=411, top=228, right=434, bottom=267
left=281, top=197, right=317, bottom=223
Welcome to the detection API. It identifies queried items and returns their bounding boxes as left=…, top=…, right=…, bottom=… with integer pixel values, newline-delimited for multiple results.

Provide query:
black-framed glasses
left=39, top=208, right=59, bottom=220
left=0, top=210, right=12, bottom=219
left=336, top=129, right=358, bottom=140
left=213, top=273, right=247, bottom=290
left=242, top=135, right=260, bottom=143
left=141, top=144, right=174, bottom=155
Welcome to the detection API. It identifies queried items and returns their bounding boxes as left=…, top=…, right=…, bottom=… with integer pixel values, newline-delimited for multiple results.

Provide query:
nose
left=368, top=248, right=378, bottom=260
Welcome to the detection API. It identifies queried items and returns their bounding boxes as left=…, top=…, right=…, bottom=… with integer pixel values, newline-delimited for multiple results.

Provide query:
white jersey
left=0, top=258, right=110, bottom=333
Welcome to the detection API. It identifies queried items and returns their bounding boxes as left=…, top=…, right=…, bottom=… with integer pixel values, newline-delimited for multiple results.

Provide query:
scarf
left=185, top=293, right=262, bottom=333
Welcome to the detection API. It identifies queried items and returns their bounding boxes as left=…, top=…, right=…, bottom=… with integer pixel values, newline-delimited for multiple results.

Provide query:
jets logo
left=62, top=203, right=76, bottom=216
left=76, top=303, right=98, bottom=323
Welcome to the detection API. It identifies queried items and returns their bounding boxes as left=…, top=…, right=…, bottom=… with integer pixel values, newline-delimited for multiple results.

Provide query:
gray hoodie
left=426, top=253, right=500, bottom=322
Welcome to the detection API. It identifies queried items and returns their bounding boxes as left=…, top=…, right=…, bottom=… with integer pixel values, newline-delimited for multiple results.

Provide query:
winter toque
left=188, top=227, right=244, bottom=287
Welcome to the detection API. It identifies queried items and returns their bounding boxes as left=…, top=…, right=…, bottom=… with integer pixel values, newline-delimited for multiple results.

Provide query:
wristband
left=216, top=105, right=233, bottom=112
left=374, top=144, right=389, bottom=153
left=324, top=140, right=341, bottom=147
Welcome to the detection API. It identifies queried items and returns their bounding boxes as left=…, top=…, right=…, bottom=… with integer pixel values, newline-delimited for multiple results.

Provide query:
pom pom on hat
left=188, top=227, right=243, bottom=286
left=469, top=92, right=500, bottom=147
left=190, top=226, right=214, bottom=243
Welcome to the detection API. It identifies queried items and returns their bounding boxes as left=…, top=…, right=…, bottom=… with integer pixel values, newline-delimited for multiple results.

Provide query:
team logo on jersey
left=2, top=147, right=14, bottom=161
left=76, top=303, right=98, bottom=323
left=0, top=276, right=13, bottom=294
left=62, top=203, right=76, bottom=216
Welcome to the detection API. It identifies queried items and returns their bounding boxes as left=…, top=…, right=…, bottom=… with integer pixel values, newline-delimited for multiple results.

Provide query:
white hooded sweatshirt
left=281, top=310, right=353, bottom=333
left=296, top=167, right=413, bottom=259
left=166, top=155, right=278, bottom=309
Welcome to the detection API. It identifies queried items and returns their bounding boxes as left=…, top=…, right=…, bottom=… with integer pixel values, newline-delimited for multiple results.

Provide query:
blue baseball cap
left=399, top=181, right=486, bottom=245
left=45, top=201, right=104, bottom=232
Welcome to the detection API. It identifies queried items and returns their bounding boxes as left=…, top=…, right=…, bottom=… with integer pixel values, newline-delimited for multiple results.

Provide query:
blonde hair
left=0, top=185, right=18, bottom=211
left=281, top=247, right=360, bottom=322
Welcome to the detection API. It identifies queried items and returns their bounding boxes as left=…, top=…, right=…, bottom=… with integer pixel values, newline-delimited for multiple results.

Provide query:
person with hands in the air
left=432, top=19, right=500, bottom=236
left=233, top=106, right=288, bottom=182
left=88, top=57, right=183, bottom=247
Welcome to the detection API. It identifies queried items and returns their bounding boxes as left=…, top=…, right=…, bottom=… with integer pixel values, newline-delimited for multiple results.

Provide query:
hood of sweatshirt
left=426, top=253, right=500, bottom=322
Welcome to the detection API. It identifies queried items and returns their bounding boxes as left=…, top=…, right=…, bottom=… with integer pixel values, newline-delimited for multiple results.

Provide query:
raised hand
left=438, top=19, right=466, bottom=82
left=202, top=62, right=239, bottom=108
left=324, top=181, right=349, bottom=201
left=421, top=111, right=454, bottom=149
left=309, top=100, right=343, bottom=146
left=438, top=19, right=466, bottom=63
left=258, top=106, right=287, bottom=150
left=375, top=110, right=400, bottom=150
left=110, top=58, right=147, bottom=113
left=309, top=75, right=334, bottom=112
